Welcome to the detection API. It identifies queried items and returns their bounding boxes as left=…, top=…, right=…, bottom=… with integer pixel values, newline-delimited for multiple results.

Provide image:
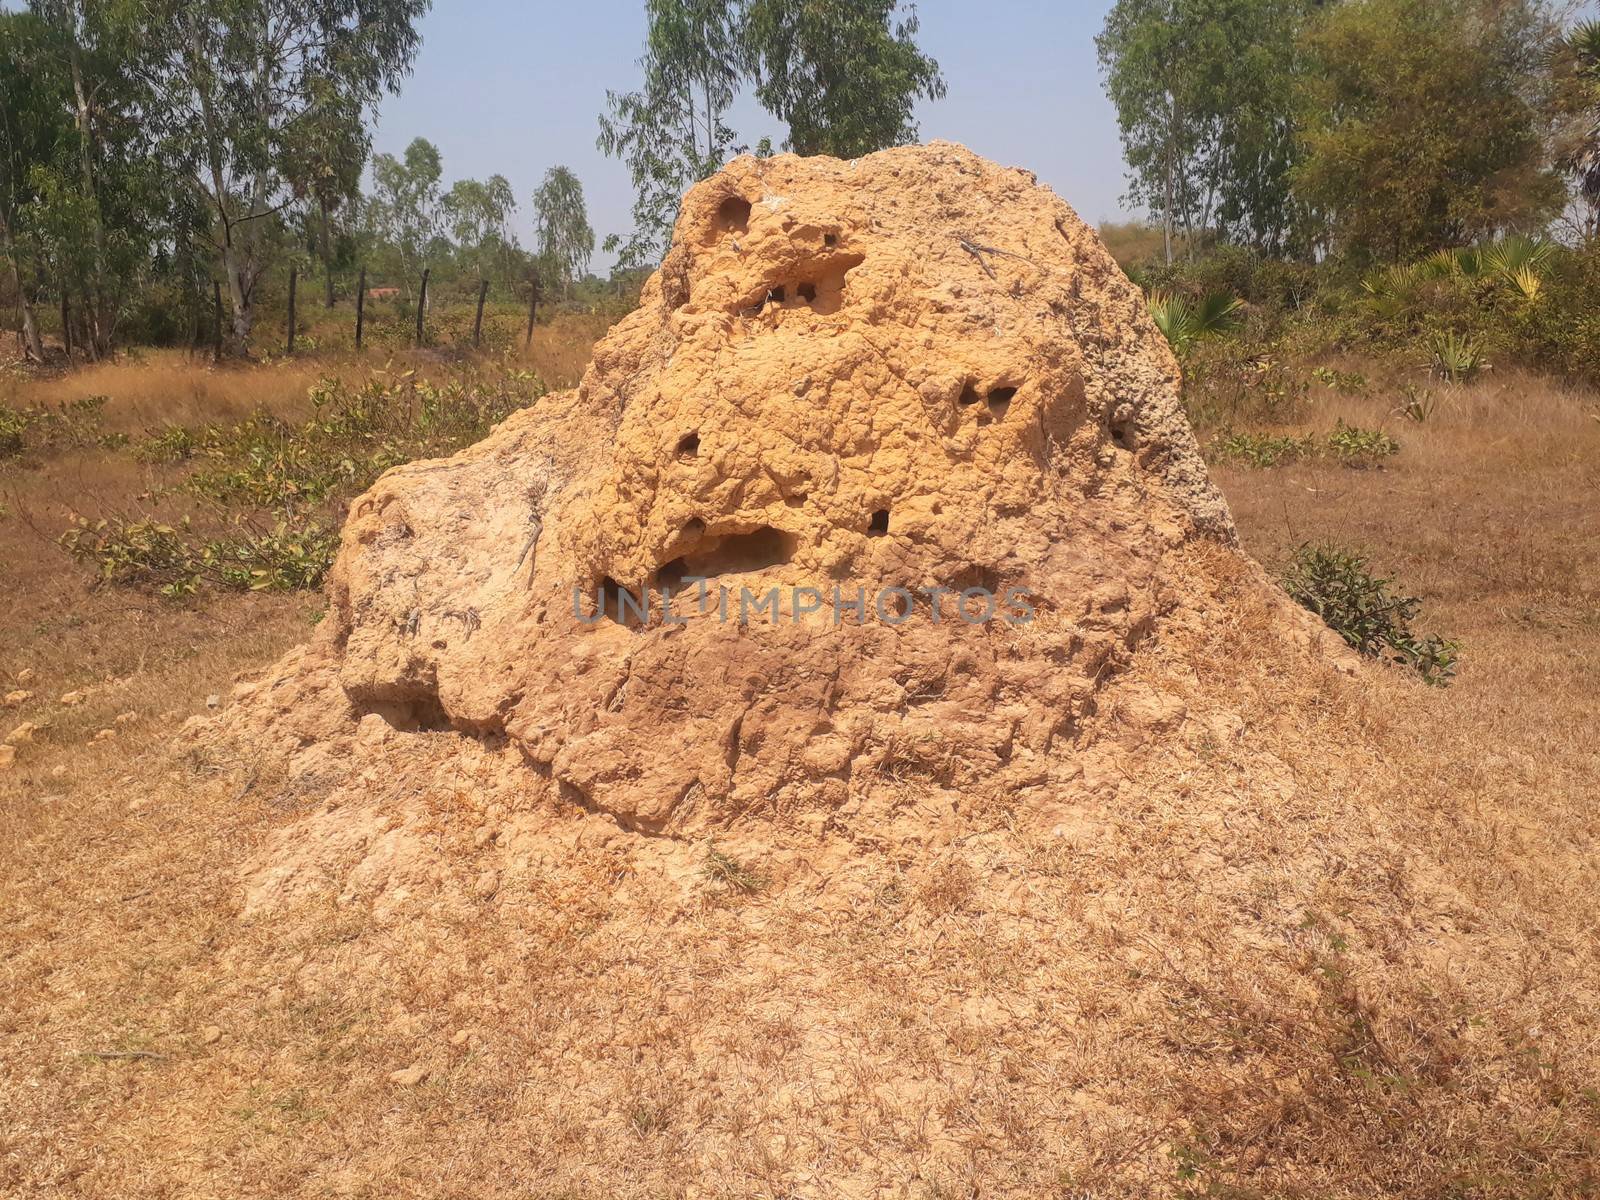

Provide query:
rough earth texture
left=218, top=141, right=1323, bottom=842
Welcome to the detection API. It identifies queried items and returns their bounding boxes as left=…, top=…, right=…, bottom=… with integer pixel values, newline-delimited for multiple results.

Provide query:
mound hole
left=683, top=517, right=706, bottom=538
left=768, top=285, right=787, bottom=304
left=595, top=576, right=648, bottom=628
left=655, top=556, right=689, bottom=590
left=988, top=386, right=1017, bottom=417
left=676, top=431, right=700, bottom=459
left=717, top=195, right=751, bottom=236
left=797, top=282, right=817, bottom=303
left=1110, top=417, right=1136, bottom=450
left=959, top=382, right=982, bottom=407
left=868, top=509, right=890, bottom=537
left=683, top=525, right=797, bottom=580
left=824, top=233, right=838, bottom=248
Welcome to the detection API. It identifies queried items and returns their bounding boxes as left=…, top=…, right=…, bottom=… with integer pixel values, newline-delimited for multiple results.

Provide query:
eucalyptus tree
left=366, top=137, right=443, bottom=294
left=531, top=166, right=595, bottom=297
left=139, top=0, right=429, bottom=352
left=741, top=0, right=945, bottom=158
left=443, top=173, right=519, bottom=284
left=597, top=0, right=744, bottom=267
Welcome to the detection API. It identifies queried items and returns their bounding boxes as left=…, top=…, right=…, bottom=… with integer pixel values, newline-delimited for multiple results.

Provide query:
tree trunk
left=286, top=267, right=297, bottom=354
left=1, top=218, right=45, bottom=363
left=64, top=3, right=111, bottom=357
left=473, top=278, right=488, bottom=348
left=61, top=292, right=72, bottom=361
left=212, top=279, right=224, bottom=364
left=355, top=266, right=366, bottom=350
left=415, top=268, right=429, bottom=345
left=525, top=270, right=540, bottom=348
left=318, top=195, right=336, bottom=308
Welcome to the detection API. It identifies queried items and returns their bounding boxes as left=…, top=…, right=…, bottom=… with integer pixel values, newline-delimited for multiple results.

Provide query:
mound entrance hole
left=653, top=525, right=797, bottom=590
left=987, top=386, right=1017, bottom=417
left=676, top=431, right=700, bottom=460
left=716, top=195, right=751, bottom=236
left=868, top=509, right=890, bottom=537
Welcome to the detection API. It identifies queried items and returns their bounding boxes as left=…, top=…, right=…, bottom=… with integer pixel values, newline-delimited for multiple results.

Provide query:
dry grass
left=2, top=353, right=1598, bottom=1197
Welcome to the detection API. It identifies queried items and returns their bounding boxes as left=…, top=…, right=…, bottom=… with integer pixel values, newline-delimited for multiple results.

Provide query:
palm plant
left=1148, top=291, right=1243, bottom=354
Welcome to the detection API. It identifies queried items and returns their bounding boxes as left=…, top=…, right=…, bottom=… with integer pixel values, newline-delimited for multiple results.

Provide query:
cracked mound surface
left=216, top=141, right=1290, bottom=839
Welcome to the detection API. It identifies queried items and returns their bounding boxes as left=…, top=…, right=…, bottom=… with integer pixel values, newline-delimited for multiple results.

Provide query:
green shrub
left=0, top=395, right=122, bottom=459
left=1210, top=430, right=1318, bottom=467
left=1325, top=419, right=1399, bottom=466
left=1430, top=330, right=1489, bottom=383
left=1280, top=544, right=1458, bottom=685
left=1182, top=340, right=1309, bottom=431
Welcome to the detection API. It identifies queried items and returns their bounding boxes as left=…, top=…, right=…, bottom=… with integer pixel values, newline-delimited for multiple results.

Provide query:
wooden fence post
left=524, top=269, right=540, bottom=348
left=415, top=268, right=429, bottom=346
left=212, top=279, right=224, bottom=363
left=473, top=278, right=489, bottom=348
left=355, top=266, right=366, bottom=350
left=286, top=267, right=297, bottom=355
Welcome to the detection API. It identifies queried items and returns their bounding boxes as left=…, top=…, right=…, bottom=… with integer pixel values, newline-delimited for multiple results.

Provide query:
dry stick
left=286, top=266, right=297, bottom=354
left=354, top=265, right=366, bottom=350
left=211, top=279, right=224, bottom=363
left=87, top=1049, right=167, bottom=1061
left=473, top=278, right=489, bottom=348
left=415, top=267, right=429, bottom=346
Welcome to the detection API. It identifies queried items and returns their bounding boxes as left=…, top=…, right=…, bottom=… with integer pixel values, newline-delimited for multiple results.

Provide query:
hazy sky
left=371, top=1, right=1130, bottom=269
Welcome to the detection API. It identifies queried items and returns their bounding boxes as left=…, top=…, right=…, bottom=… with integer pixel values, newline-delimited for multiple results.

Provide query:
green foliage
left=1431, top=330, right=1489, bottom=383
left=367, top=138, right=446, bottom=292
left=1149, top=290, right=1243, bottom=354
left=72, top=368, right=542, bottom=599
left=1551, top=19, right=1600, bottom=218
left=1309, top=366, right=1367, bottom=394
left=0, top=395, right=122, bottom=458
left=1295, top=0, right=1563, bottom=262
left=1209, top=430, right=1316, bottom=467
left=1182, top=340, right=1308, bottom=430
left=1209, top=421, right=1397, bottom=468
left=598, top=0, right=744, bottom=268
left=1325, top=419, right=1399, bottom=466
left=531, top=167, right=595, bottom=296
left=442, top=173, right=520, bottom=284
left=1394, top=384, right=1438, bottom=424
left=1280, top=543, right=1459, bottom=685
left=1098, top=0, right=1311, bottom=259
left=701, top=842, right=767, bottom=894
left=742, top=0, right=946, bottom=158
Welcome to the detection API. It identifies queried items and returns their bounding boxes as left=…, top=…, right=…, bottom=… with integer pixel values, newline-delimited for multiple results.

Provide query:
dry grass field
left=2, top=334, right=1597, bottom=1196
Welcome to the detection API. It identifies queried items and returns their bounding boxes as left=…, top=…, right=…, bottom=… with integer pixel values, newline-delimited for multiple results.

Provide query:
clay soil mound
left=186, top=144, right=1598, bottom=1196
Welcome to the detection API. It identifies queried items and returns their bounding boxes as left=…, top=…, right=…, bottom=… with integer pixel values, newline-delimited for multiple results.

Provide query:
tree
left=1551, top=19, right=1600, bottom=231
left=1097, top=0, right=1309, bottom=264
left=0, top=11, right=70, bottom=362
left=598, top=0, right=744, bottom=267
left=139, top=0, right=428, bottom=351
left=1294, top=0, right=1565, bottom=262
left=742, top=0, right=946, bottom=158
left=531, top=167, right=595, bottom=297
left=366, top=137, right=444, bottom=295
left=443, top=173, right=519, bottom=283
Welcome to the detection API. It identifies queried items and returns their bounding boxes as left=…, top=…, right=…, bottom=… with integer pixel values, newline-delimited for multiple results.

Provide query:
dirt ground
left=2, top=346, right=1597, bottom=1197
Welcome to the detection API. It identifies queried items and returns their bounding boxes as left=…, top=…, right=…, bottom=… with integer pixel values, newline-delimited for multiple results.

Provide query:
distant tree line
left=0, top=0, right=603, bottom=360
left=1097, top=0, right=1600, bottom=267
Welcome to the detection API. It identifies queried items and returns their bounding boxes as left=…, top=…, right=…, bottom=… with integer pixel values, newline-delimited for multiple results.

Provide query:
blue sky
left=371, top=1, right=1131, bottom=269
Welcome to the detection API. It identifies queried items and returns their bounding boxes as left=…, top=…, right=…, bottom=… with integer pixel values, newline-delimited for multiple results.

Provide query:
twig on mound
left=86, top=1049, right=167, bottom=1061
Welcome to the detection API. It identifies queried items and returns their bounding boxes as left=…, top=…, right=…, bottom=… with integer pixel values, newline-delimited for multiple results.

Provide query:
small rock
left=200, top=1025, right=223, bottom=1045
left=50, top=764, right=67, bottom=779
left=92, top=728, right=116, bottom=743
left=3, top=690, right=32, bottom=707
left=0, top=745, right=14, bottom=769
left=473, top=869, right=500, bottom=899
left=205, top=694, right=221, bottom=710
left=120, top=774, right=135, bottom=784
left=113, top=711, right=138, bottom=727
left=472, top=825, right=496, bottom=849
left=16, top=669, right=35, bottom=686
left=449, top=1030, right=470, bottom=1047
left=59, top=690, right=86, bottom=706
left=389, top=1065, right=429, bottom=1087
left=5, top=722, right=37, bottom=746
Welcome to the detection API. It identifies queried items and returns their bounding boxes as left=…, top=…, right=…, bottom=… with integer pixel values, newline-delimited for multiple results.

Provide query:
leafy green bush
left=60, top=516, right=340, bottom=598
left=1182, top=339, right=1309, bottom=430
left=1210, top=430, right=1318, bottom=467
left=1430, top=330, right=1488, bottom=383
left=1149, top=291, right=1243, bottom=355
left=1325, top=419, right=1399, bottom=466
left=0, top=395, right=123, bottom=459
left=1280, top=544, right=1458, bottom=685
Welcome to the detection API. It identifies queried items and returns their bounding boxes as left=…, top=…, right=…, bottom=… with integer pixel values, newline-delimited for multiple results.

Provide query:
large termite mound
left=184, top=146, right=1600, bottom=1197
left=219, top=141, right=1311, bottom=838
